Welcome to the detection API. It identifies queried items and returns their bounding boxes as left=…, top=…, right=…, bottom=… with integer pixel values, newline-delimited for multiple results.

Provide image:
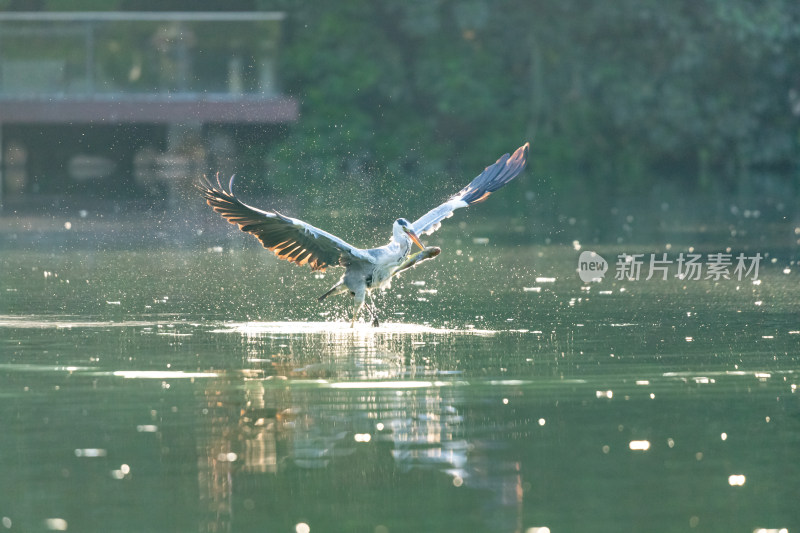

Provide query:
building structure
left=0, top=11, right=297, bottom=212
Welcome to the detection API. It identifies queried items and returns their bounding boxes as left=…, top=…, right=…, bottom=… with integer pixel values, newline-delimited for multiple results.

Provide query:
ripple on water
left=211, top=321, right=497, bottom=336
left=0, top=315, right=171, bottom=329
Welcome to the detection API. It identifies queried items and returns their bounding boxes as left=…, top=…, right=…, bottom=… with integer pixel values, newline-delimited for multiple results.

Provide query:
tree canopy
left=4, top=0, right=798, bottom=225
left=263, top=0, right=799, bottom=219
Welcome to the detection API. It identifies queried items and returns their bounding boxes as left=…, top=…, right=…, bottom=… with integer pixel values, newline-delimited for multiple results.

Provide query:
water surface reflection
left=194, top=322, right=526, bottom=533
left=1, top=244, right=799, bottom=532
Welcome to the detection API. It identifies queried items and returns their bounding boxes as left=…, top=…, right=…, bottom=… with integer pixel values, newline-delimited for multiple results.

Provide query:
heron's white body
left=329, top=223, right=417, bottom=322
left=199, top=142, right=529, bottom=326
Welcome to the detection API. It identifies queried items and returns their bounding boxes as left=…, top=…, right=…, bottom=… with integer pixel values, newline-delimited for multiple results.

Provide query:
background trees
left=3, top=0, right=798, bottom=229
left=263, top=0, right=799, bottom=224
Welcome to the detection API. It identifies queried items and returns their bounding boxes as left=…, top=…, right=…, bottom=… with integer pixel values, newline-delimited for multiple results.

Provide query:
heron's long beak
left=404, top=227, right=425, bottom=250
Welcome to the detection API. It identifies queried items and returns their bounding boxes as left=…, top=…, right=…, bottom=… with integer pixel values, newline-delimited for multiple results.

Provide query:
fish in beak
left=395, top=246, right=441, bottom=274
left=403, top=226, right=425, bottom=250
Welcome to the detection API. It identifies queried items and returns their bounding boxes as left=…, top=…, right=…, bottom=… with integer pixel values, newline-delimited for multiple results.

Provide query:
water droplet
left=44, top=518, right=68, bottom=531
left=728, top=474, right=746, bottom=486
left=216, top=452, right=237, bottom=462
left=74, top=448, right=107, bottom=458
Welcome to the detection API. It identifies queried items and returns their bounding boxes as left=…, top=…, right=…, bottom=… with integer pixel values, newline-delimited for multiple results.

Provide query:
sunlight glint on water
left=0, top=245, right=798, bottom=532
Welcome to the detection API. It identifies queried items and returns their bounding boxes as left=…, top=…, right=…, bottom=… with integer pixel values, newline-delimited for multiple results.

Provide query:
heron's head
left=394, top=218, right=424, bottom=251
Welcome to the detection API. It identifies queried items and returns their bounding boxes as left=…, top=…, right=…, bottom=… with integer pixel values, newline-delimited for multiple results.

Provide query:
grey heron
left=198, top=142, right=529, bottom=326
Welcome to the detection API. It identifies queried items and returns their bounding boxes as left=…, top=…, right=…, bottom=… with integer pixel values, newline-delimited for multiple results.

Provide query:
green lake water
left=1, top=232, right=799, bottom=532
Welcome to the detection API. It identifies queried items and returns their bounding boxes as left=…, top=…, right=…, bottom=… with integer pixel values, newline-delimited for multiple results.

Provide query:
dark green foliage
left=10, top=1, right=797, bottom=222
left=259, top=0, right=799, bottom=216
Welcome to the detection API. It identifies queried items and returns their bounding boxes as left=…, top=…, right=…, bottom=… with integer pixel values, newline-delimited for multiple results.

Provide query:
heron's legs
left=351, top=289, right=366, bottom=328
left=367, top=293, right=380, bottom=327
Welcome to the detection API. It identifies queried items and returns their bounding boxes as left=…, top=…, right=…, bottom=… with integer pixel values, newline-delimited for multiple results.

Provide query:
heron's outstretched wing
left=198, top=175, right=373, bottom=272
left=410, top=142, right=529, bottom=236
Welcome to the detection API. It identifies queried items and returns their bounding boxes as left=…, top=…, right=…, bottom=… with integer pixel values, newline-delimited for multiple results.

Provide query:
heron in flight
left=198, top=142, right=529, bottom=326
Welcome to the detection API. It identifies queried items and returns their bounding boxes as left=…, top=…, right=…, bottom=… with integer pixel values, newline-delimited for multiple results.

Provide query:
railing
left=0, top=12, right=285, bottom=99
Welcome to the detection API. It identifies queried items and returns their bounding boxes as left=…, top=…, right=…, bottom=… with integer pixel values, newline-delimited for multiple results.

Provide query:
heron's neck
left=389, top=235, right=412, bottom=257
left=391, top=226, right=411, bottom=250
